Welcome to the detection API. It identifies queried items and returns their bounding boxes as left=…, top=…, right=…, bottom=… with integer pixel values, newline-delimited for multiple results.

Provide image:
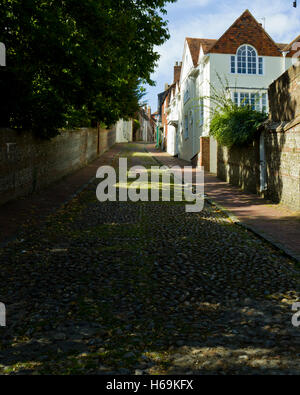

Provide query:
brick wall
left=199, top=137, right=210, bottom=171
left=0, top=126, right=116, bottom=205
left=192, top=137, right=211, bottom=171
left=264, top=122, right=300, bottom=210
left=265, top=63, right=300, bottom=211
left=268, top=64, right=300, bottom=122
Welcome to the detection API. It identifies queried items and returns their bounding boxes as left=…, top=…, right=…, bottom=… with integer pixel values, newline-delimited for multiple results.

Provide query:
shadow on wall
left=265, top=65, right=299, bottom=208
left=268, top=68, right=298, bottom=123
left=0, top=127, right=116, bottom=206
left=217, top=138, right=260, bottom=195
left=264, top=130, right=286, bottom=205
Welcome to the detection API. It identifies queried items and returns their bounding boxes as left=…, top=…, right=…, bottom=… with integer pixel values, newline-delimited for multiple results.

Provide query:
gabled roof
left=277, top=43, right=289, bottom=50
left=186, top=38, right=217, bottom=66
left=283, top=34, right=300, bottom=57
left=200, top=39, right=218, bottom=54
left=208, top=9, right=283, bottom=57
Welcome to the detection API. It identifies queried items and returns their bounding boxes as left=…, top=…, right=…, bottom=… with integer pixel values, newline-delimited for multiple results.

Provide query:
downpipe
left=259, top=130, right=267, bottom=195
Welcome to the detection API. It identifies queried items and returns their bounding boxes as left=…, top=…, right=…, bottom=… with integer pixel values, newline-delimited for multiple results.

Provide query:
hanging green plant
left=203, top=74, right=268, bottom=148
left=210, top=103, right=267, bottom=148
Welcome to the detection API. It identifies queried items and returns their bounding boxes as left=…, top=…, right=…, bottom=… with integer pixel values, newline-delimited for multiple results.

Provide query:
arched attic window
left=231, top=45, right=263, bottom=75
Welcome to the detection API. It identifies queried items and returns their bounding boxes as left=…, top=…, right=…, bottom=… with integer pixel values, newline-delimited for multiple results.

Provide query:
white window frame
left=258, top=57, right=264, bottom=76
left=230, top=45, right=264, bottom=75
left=232, top=90, right=268, bottom=113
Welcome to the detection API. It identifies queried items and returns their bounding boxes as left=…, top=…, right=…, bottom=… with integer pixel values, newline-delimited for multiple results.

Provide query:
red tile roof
left=277, top=43, right=289, bottom=50
left=208, top=9, right=284, bottom=57
left=186, top=38, right=217, bottom=66
left=185, top=10, right=291, bottom=68
left=283, top=34, right=300, bottom=57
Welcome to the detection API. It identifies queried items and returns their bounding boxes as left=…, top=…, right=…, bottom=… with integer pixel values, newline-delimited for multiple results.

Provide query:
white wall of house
left=116, top=119, right=133, bottom=143
left=209, top=53, right=291, bottom=92
left=177, top=48, right=213, bottom=162
left=166, top=91, right=180, bottom=156
left=176, top=43, right=194, bottom=161
left=168, top=38, right=294, bottom=168
left=167, top=125, right=177, bottom=156
left=206, top=52, right=293, bottom=173
left=179, top=78, right=195, bottom=161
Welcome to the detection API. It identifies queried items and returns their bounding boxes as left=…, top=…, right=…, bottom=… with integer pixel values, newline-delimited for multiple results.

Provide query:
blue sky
left=145, top=0, right=299, bottom=112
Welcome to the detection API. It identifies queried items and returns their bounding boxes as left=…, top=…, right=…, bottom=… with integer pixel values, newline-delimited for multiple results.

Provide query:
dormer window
left=231, top=45, right=263, bottom=75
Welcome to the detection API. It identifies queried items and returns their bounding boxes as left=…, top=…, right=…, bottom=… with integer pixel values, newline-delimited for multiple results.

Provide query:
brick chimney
left=147, top=106, right=151, bottom=119
left=173, top=61, right=182, bottom=84
left=164, top=83, right=169, bottom=91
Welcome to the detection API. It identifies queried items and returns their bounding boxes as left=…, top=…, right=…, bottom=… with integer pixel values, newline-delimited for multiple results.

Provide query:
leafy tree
left=0, top=0, right=176, bottom=138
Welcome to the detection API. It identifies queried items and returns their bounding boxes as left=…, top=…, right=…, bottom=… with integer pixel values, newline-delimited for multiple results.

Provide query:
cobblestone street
left=0, top=143, right=299, bottom=375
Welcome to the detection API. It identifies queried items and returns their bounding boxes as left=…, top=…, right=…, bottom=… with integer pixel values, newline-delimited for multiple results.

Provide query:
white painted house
left=116, top=119, right=133, bottom=143
left=166, top=82, right=180, bottom=156
left=166, top=9, right=296, bottom=173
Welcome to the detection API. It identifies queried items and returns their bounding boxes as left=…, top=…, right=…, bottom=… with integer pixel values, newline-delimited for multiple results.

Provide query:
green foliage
left=133, top=119, right=141, bottom=132
left=0, top=0, right=177, bottom=138
left=203, top=74, right=268, bottom=148
left=210, top=103, right=267, bottom=148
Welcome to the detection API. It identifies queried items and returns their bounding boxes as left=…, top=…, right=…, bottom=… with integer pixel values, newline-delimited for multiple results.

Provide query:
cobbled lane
left=0, top=144, right=299, bottom=375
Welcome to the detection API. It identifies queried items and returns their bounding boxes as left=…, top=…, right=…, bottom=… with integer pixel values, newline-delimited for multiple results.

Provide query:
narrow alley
left=0, top=143, right=299, bottom=375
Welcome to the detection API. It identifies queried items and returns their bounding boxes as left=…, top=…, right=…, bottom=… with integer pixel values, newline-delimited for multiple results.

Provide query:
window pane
left=262, top=93, right=267, bottom=112
left=237, top=45, right=258, bottom=74
left=250, top=93, right=256, bottom=110
left=259, top=57, right=263, bottom=75
left=247, top=46, right=257, bottom=74
left=231, top=56, right=235, bottom=73
left=240, top=93, right=249, bottom=106
left=234, top=92, right=239, bottom=105
left=255, top=93, right=260, bottom=111
left=245, top=93, right=249, bottom=105
left=237, top=46, right=247, bottom=74
left=240, top=93, right=245, bottom=105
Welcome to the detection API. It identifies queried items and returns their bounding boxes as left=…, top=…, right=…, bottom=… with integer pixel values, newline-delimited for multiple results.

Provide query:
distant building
left=116, top=119, right=133, bottom=143
left=157, top=62, right=182, bottom=153
left=133, top=107, right=155, bottom=142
